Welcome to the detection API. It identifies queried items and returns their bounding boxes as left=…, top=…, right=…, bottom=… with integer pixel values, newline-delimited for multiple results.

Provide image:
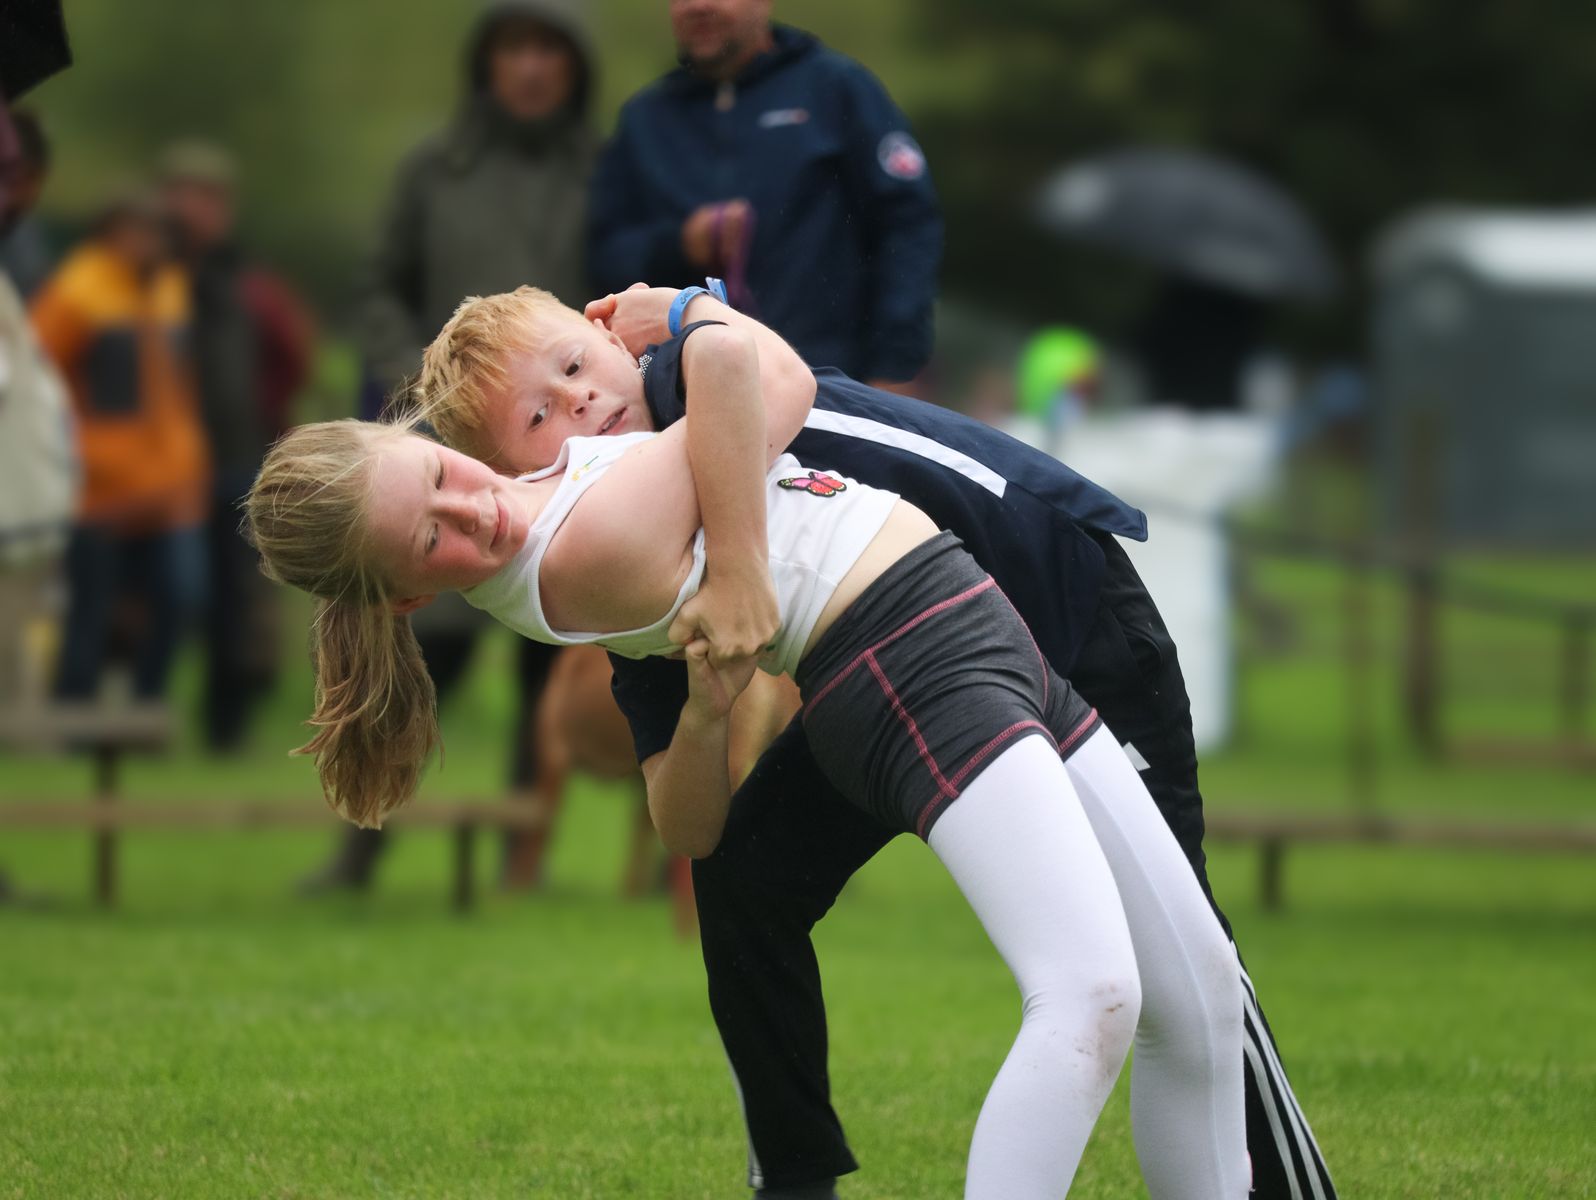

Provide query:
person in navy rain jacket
left=587, top=0, right=941, bottom=388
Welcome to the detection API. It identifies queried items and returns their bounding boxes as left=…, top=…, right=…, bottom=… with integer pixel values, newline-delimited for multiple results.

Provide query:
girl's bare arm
left=674, top=323, right=779, bottom=664
left=539, top=391, right=766, bottom=855
left=537, top=410, right=751, bottom=858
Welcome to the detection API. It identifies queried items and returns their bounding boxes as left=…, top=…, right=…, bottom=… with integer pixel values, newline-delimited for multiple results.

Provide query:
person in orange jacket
left=31, top=184, right=210, bottom=701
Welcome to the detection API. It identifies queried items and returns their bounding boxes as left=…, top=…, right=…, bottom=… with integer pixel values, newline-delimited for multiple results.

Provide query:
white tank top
left=461, top=432, right=899, bottom=675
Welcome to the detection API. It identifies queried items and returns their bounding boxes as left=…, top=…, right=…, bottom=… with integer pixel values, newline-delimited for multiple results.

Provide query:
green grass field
left=4, top=557, right=1595, bottom=1197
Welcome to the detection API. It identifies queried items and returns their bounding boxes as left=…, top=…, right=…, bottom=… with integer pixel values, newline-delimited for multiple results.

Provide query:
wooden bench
left=1204, top=812, right=1596, bottom=910
left=13, top=711, right=1589, bottom=917
left=0, top=797, right=549, bottom=911
left=0, top=703, right=547, bottom=911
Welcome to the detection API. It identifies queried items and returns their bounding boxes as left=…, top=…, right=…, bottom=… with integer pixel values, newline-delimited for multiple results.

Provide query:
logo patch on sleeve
left=777, top=471, right=848, bottom=498
left=758, top=107, right=810, bottom=128
left=878, top=132, right=926, bottom=181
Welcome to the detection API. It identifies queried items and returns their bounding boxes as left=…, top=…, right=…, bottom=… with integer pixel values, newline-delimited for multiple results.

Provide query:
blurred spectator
left=357, top=0, right=595, bottom=387
left=158, top=140, right=313, bottom=750
left=2, top=0, right=74, bottom=908
left=0, top=108, right=54, bottom=300
left=242, top=269, right=314, bottom=445
left=588, top=0, right=942, bottom=389
left=31, top=183, right=209, bottom=704
left=1129, top=277, right=1267, bottom=412
left=0, top=102, right=74, bottom=706
left=1017, top=325, right=1101, bottom=431
left=302, top=0, right=596, bottom=892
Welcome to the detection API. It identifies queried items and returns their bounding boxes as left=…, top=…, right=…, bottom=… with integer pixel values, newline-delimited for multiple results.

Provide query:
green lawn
left=4, top=558, right=1595, bottom=1197
left=3, top=822, right=1593, bottom=1197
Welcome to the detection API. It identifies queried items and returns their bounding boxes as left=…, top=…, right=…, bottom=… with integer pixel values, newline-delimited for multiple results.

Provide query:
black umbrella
left=1035, top=147, right=1337, bottom=301
left=1, top=0, right=72, bottom=101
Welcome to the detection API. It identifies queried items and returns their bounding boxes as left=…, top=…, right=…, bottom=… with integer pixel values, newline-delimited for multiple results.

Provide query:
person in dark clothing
left=576, top=287, right=1337, bottom=1200
left=159, top=140, right=313, bottom=750
left=1, top=0, right=75, bottom=910
left=1131, top=276, right=1268, bottom=411
left=300, top=0, right=597, bottom=891
left=357, top=0, right=597, bottom=387
left=0, top=107, right=54, bottom=300
left=588, top=0, right=941, bottom=388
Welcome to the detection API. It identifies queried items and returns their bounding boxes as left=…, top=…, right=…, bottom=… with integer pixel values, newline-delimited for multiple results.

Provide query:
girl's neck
left=506, top=472, right=560, bottom=528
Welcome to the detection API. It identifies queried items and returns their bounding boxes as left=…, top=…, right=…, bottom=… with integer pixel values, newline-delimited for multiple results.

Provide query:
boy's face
left=477, top=317, right=657, bottom=474
left=366, top=434, right=530, bottom=601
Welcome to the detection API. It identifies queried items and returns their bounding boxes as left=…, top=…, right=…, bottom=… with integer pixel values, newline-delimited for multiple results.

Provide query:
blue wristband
left=705, top=276, right=729, bottom=303
left=667, top=287, right=709, bottom=337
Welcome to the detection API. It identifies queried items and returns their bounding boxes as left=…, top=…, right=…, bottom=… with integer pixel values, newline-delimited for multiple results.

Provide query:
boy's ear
left=389, top=594, right=436, bottom=616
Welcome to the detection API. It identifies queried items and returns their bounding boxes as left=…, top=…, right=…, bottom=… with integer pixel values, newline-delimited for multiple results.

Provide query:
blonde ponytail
left=246, top=419, right=439, bottom=826
left=299, top=596, right=436, bottom=827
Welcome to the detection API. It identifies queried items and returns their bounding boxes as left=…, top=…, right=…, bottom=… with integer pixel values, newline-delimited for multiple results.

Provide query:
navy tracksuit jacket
left=611, top=322, right=1147, bottom=765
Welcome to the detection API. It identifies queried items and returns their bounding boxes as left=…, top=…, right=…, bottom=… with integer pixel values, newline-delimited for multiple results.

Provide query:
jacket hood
left=464, top=0, right=595, bottom=119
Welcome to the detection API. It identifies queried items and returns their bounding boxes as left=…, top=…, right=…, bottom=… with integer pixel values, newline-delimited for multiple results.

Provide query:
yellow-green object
left=1017, top=326, right=1100, bottom=418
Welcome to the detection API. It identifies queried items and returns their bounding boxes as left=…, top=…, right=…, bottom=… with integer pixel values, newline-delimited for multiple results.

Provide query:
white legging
left=926, top=728, right=1248, bottom=1198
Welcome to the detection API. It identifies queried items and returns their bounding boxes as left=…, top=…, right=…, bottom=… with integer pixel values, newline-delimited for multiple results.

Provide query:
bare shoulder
left=541, top=428, right=702, bottom=631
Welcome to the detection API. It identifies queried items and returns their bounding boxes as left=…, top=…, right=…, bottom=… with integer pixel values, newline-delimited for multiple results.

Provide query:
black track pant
left=693, top=533, right=1335, bottom=1197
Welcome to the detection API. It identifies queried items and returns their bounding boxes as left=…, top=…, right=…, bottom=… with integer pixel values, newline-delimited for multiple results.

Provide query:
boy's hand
left=681, top=637, right=758, bottom=725
left=584, top=284, right=673, bottom=359
left=669, top=559, right=780, bottom=668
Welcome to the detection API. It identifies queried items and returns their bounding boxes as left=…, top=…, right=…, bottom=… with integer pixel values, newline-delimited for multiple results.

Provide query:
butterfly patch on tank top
left=777, top=471, right=847, bottom=497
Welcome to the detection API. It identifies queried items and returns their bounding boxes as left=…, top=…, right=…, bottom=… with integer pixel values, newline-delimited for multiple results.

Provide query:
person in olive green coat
left=358, top=0, right=597, bottom=391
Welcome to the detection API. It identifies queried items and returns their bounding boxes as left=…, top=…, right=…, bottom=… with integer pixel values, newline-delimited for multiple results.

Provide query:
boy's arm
left=667, top=323, right=779, bottom=666
left=587, top=286, right=816, bottom=458
left=637, top=642, right=757, bottom=857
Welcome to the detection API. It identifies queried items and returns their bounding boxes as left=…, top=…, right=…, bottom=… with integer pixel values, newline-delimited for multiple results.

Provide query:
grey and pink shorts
left=796, top=532, right=1101, bottom=839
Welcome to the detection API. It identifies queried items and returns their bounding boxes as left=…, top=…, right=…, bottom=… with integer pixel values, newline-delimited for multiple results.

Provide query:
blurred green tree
left=28, top=0, right=1596, bottom=354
